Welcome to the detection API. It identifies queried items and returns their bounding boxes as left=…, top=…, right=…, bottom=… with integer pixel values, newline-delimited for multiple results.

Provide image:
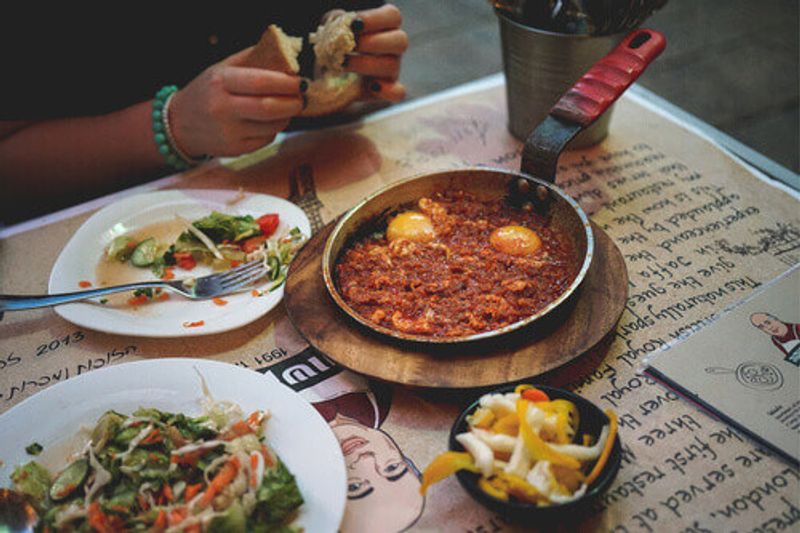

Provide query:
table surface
left=1, top=76, right=798, bottom=533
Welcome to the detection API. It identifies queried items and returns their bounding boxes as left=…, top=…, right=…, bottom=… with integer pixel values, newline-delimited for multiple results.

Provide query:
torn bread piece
left=244, top=16, right=363, bottom=117
left=242, top=24, right=303, bottom=74
left=310, top=12, right=357, bottom=76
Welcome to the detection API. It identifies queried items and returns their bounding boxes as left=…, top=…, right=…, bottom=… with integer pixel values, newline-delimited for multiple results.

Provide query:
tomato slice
left=242, top=235, right=268, bottom=253
left=173, top=252, right=196, bottom=271
left=257, top=214, right=280, bottom=238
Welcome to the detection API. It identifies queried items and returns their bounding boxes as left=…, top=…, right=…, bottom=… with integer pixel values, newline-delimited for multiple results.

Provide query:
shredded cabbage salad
left=11, top=393, right=304, bottom=532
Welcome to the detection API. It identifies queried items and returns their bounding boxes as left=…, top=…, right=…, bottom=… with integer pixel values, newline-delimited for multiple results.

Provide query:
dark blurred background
left=392, top=0, right=799, bottom=173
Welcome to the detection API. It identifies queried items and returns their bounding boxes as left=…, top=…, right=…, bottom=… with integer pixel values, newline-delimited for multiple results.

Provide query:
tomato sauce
left=335, top=191, right=578, bottom=337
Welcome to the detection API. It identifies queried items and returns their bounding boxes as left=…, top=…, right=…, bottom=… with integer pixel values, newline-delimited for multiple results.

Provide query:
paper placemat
left=1, top=79, right=798, bottom=532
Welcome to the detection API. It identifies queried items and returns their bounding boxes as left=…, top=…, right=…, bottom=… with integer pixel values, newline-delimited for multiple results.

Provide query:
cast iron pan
left=322, top=29, right=666, bottom=345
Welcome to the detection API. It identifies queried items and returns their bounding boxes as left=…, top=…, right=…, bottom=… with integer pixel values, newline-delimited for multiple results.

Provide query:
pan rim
left=321, top=167, right=595, bottom=345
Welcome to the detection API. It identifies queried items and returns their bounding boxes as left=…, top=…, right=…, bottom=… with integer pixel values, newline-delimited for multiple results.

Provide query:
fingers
left=356, top=4, right=402, bottom=33
left=356, top=29, right=408, bottom=56
left=222, top=68, right=305, bottom=96
left=345, top=54, right=400, bottom=80
left=366, top=79, right=407, bottom=102
left=228, top=95, right=304, bottom=122
left=349, top=4, right=406, bottom=84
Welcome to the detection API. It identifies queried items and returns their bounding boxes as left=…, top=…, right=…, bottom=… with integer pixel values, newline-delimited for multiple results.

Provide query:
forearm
left=0, top=101, right=167, bottom=219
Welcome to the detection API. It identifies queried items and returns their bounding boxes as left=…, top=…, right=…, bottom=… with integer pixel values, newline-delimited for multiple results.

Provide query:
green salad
left=106, top=211, right=306, bottom=294
left=11, top=397, right=304, bottom=532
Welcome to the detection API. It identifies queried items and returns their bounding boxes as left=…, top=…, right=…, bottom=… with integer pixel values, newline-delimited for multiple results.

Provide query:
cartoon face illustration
left=330, top=414, right=424, bottom=533
left=750, top=312, right=790, bottom=337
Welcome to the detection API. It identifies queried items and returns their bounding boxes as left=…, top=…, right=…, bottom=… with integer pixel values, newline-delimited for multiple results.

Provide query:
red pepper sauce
left=335, top=191, right=578, bottom=337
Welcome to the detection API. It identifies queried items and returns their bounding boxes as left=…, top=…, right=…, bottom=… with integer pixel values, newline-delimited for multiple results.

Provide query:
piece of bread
left=242, top=25, right=302, bottom=74
left=302, top=73, right=363, bottom=117
left=244, top=17, right=363, bottom=117
left=310, top=12, right=357, bottom=76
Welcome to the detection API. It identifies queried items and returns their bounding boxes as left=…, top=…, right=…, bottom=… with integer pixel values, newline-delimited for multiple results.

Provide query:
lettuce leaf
left=189, top=212, right=260, bottom=243
left=249, top=460, right=304, bottom=528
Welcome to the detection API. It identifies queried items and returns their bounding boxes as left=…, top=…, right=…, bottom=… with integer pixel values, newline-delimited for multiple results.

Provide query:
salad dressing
left=95, top=219, right=187, bottom=306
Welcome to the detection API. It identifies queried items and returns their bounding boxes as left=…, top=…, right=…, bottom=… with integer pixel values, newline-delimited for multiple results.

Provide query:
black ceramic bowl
left=448, top=384, right=621, bottom=521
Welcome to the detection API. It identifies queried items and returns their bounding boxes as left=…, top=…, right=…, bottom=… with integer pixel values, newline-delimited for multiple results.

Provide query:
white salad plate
left=0, top=358, right=346, bottom=532
left=48, top=189, right=311, bottom=337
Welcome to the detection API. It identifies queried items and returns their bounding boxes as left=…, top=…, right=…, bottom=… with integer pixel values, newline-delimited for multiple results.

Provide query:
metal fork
left=0, top=260, right=268, bottom=316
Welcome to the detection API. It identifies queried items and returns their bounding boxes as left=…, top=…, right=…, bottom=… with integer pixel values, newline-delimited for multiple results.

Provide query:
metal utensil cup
left=497, top=10, right=625, bottom=147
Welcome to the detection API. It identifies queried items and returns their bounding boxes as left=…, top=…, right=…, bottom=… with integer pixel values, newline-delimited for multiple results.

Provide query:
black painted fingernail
left=299, top=78, right=309, bottom=93
left=351, top=18, right=365, bottom=33
left=301, top=94, right=308, bottom=110
left=369, top=81, right=382, bottom=93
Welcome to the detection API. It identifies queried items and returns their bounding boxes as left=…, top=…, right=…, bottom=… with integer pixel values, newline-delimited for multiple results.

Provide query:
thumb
left=224, top=46, right=256, bottom=67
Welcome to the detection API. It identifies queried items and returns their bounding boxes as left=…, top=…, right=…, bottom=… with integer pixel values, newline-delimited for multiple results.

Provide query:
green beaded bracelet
left=151, top=85, right=200, bottom=171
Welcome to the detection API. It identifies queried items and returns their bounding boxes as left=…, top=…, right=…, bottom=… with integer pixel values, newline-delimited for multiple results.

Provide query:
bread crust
left=300, top=74, right=363, bottom=117
left=242, top=25, right=301, bottom=74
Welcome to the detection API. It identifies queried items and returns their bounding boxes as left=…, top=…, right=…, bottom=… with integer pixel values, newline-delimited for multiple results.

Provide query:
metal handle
left=0, top=282, right=170, bottom=313
left=551, top=29, right=666, bottom=126
left=520, top=28, right=666, bottom=184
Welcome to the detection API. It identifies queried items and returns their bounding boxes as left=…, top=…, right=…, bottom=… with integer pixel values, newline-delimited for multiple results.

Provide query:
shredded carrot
left=137, top=493, right=149, bottom=511
left=585, top=410, right=619, bottom=485
left=185, top=525, right=202, bottom=533
left=198, top=456, right=241, bottom=508
left=230, top=260, right=241, bottom=268
left=168, top=507, right=188, bottom=526
left=185, top=482, right=203, bottom=502
left=250, top=452, right=260, bottom=488
left=140, top=429, right=162, bottom=445
left=161, top=267, right=175, bottom=280
left=153, top=509, right=167, bottom=530
left=162, top=483, right=174, bottom=503
left=158, top=292, right=170, bottom=301
left=247, top=411, right=263, bottom=430
left=212, top=297, right=228, bottom=306
left=87, top=502, right=115, bottom=533
left=182, top=320, right=205, bottom=328
left=221, top=420, right=254, bottom=440
left=128, top=295, right=148, bottom=306
left=251, top=289, right=262, bottom=297
left=79, top=280, right=92, bottom=288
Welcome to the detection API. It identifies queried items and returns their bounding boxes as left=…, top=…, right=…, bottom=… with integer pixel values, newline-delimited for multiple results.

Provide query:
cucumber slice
left=268, top=256, right=281, bottom=281
left=131, top=237, right=159, bottom=267
left=50, top=458, right=89, bottom=501
left=107, top=236, right=135, bottom=261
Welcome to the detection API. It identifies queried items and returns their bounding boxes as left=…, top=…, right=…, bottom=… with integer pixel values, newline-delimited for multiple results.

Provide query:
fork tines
left=219, top=260, right=268, bottom=289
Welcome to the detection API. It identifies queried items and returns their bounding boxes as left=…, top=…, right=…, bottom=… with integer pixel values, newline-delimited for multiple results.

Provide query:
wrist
left=151, top=86, right=207, bottom=170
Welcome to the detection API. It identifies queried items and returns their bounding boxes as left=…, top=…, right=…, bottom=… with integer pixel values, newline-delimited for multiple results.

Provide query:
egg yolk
left=489, top=225, right=542, bottom=256
left=386, top=212, right=436, bottom=243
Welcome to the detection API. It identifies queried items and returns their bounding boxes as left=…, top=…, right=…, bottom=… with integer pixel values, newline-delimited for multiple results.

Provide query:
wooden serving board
left=284, top=221, right=628, bottom=389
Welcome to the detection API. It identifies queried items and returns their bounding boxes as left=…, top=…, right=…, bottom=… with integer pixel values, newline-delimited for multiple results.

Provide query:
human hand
left=170, top=49, right=305, bottom=157
left=344, top=4, right=408, bottom=102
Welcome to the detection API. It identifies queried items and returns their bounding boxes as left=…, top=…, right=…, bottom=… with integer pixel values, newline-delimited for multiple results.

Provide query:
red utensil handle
left=550, top=29, right=666, bottom=126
